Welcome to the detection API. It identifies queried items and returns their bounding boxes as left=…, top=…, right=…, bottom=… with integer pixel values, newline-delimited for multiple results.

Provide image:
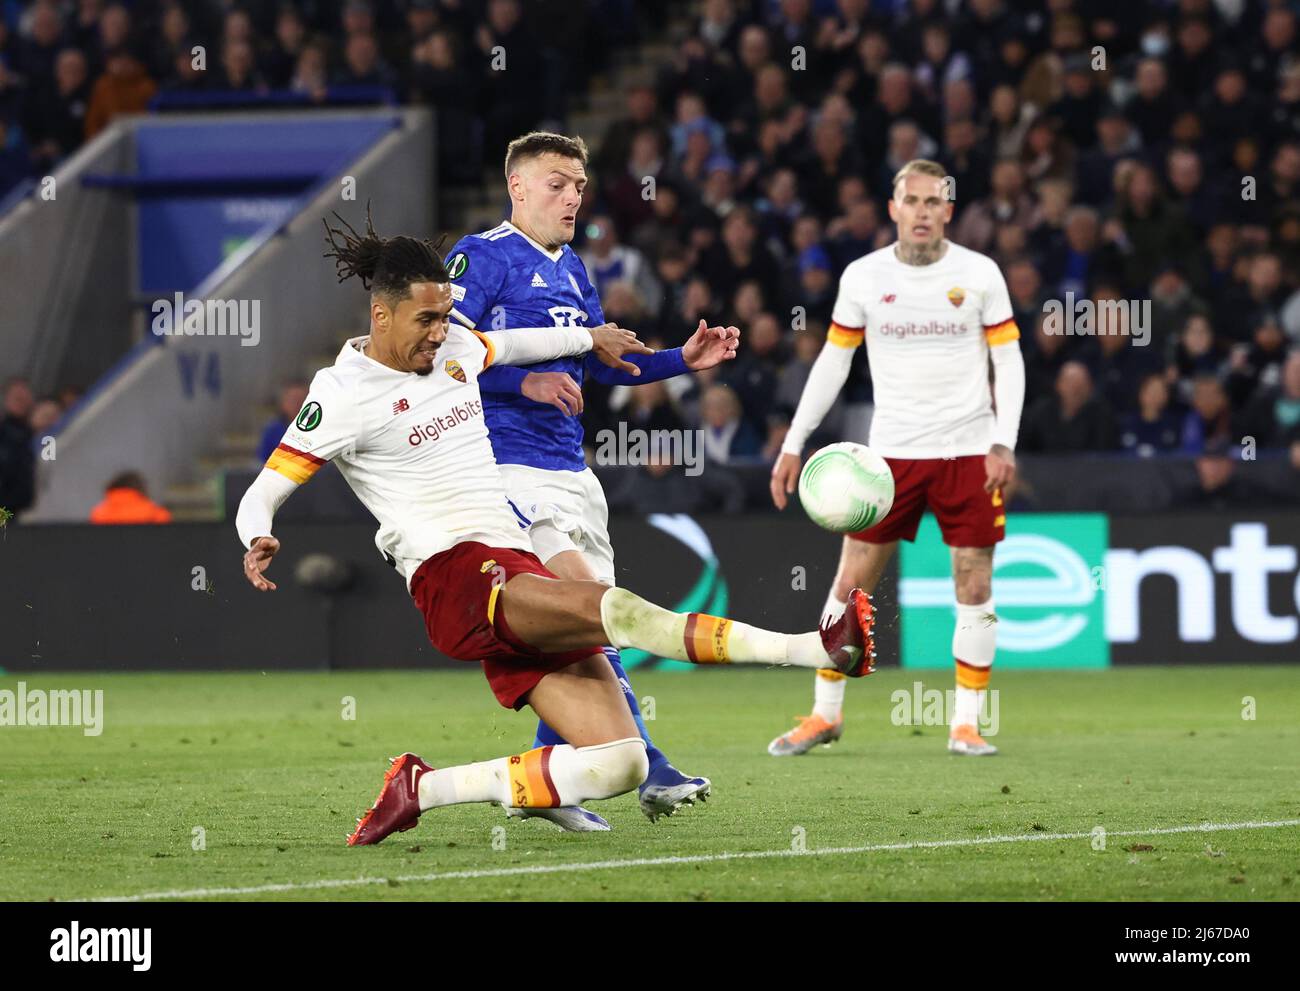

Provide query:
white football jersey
left=829, top=240, right=1019, bottom=458
left=266, top=325, right=530, bottom=584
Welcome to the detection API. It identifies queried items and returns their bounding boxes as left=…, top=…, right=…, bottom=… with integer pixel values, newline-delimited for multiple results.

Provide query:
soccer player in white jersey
left=235, top=212, right=876, bottom=846
left=769, top=159, right=1025, bottom=758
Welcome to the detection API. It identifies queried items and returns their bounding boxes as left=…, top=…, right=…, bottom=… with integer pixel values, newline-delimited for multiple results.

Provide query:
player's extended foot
left=767, top=713, right=844, bottom=756
left=820, top=587, right=876, bottom=676
left=504, top=805, right=611, bottom=831
left=947, top=724, right=998, bottom=756
left=347, top=752, right=434, bottom=846
left=638, top=763, right=711, bottom=822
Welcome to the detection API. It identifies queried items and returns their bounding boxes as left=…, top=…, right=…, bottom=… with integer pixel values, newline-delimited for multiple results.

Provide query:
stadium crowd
left=3, top=0, right=1300, bottom=519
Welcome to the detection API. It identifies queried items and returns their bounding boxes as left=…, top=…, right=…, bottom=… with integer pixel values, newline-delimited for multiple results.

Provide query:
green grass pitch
left=1, top=667, right=1297, bottom=902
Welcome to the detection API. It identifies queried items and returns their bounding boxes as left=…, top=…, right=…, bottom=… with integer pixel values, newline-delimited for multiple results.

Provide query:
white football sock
left=418, top=738, right=647, bottom=810
left=600, top=587, right=831, bottom=669
left=951, top=599, right=996, bottom=730
left=821, top=591, right=847, bottom=627
left=812, top=668, right=847, bottom=722
left=953, top=686, right=984, bottom=728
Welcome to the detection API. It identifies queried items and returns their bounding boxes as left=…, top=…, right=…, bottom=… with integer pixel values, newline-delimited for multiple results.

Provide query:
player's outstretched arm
left=771, top=333, right=858, bottom=509
left=476, top=323, right=652, bottom=373
left=584, top=319, right=739, bottom=386
left=235, top=468, right=298, bottom=591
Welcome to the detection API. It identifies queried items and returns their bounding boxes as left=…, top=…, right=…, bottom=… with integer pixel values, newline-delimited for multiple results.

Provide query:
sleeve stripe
left=266, top=443, right=326, bottom=484
left=827, top=321, right=865, bottom=348
left=984, top=319, right=1020, bottom=346
left=470, top=328, right=495, bottom=370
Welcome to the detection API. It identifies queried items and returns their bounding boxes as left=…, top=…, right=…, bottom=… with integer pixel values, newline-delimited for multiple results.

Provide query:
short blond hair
left=891, top=159, right=947, bottom=199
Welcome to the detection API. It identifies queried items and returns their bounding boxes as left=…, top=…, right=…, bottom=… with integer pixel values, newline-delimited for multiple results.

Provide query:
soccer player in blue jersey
left=444, top=131, right=740, bottom=830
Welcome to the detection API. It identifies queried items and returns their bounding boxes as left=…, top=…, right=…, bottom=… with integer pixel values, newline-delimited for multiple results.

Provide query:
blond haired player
left=769, top=160, right=1025, bottom=757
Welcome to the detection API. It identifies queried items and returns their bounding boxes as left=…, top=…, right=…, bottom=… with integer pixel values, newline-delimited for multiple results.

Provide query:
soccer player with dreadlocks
left=234, top=210, right=876, bottom=846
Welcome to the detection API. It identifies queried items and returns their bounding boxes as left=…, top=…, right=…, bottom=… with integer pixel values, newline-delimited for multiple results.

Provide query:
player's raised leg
left=500, top=572, right=875, bottom=676
left=349, top=546, right=874, bottom=845
left=527, top=546, right=710, bottom=824
left=947, top=545, right=998, bottom=756
left=769, top=538, right=896, bottom=756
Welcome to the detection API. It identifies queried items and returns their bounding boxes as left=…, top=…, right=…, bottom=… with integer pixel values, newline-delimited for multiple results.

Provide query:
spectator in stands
left=1226, top=315, right=1290, bottom=408
left=1049, top=54, right=1103, bottom=152
left=719, top=310, right=784, bottom=440
left=84, top=49, right=156, bottom=138
left=16, top=1, right=67, bottom=87
left=1005, top=258, right=1043, bottom=338
left=218, top=39, right=268, bottom=93
left=1149, top=264, right=1208, bottom=358
left=1020, top=361, right=1116, bottom=453
left=1120, top=373, right=1183, bottom=457
left=697, top=383, right=761, bottom=464
left=335, top=33, right=395, bottom=89
left=1089, top=294, right=1165, bottom=415
left=580, top=214, right=660, bottom=312
left=23, top=47, right=91, bottom=172
left=27, top=396, right=62, bottom=436
left=89, top=470, right=172, bottom=524
left=1200, top=62, right=1268, bottom=164
left=1125, top=57, right=1181, bottom=149
left=1238, top=350, right=1300, bottom=449
left=1180, top=375, right=1236, bottom=454
left=953, top=158, right=1035, bottom=256
left=258, top=381, right=309, bottom=463
left=793, top=243, right=835, bottom=325
left=1170, top=314, right=1227, bottom=400
left=0, top=377, right=35, bottom=517
left=265, top=6, right=308, bottom=89
left=289, top=42, right=329, bottom=104
left=1109, top=162, right=1204, bottom=294
left=595, top=83, right=665, bottom=184
left=94, top=4, right=136, bottom=72
left=1224, top=252, right=1288, bottom=343
left=1164, top=146, right=1221, bottom=236
left=1075, top=105, right=1140, bottom=207
left=700, top=206, right=780, bottom=305
left=826, top=196, right=880, bottom=270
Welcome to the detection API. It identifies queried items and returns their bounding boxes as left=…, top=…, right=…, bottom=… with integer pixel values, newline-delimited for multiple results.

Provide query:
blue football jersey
left=446, top=221, right=687, bottom=472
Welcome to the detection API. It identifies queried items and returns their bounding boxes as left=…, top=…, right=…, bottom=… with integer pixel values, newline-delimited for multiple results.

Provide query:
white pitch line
left=84, top=818, right=1300, bottom=902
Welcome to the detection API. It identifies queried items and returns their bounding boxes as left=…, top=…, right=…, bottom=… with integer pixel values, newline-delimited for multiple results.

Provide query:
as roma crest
left=445, top=359, right=466, bottom=383
left=947, top=287, right=965, bottom=308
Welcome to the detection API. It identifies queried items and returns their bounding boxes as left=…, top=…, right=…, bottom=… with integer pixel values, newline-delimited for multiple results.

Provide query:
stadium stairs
left=189, top=16, right=690, bottom=521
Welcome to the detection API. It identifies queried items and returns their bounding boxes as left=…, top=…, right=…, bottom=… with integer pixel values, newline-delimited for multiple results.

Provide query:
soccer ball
left=797, top=442, right=895, bottom=533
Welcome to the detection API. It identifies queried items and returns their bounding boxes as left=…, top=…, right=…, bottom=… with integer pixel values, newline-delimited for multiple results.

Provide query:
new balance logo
left=531, top=273, right=547, bottom=288
left=880, top=294, right=896, bottom=303
left=392, top=399, right=409, bottom=415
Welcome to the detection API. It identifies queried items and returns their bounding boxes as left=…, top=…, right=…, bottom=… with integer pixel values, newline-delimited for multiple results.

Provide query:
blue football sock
left=604, top=647, right=669, bottom=773
left=532, top=648, right=669, bottom=773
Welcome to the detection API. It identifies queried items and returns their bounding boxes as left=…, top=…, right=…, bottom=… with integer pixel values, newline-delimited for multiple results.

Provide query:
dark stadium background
left=1, top=0, right=1298, bottom=670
